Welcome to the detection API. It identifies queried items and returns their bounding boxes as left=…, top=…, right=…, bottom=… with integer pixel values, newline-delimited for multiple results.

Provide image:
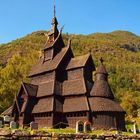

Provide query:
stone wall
left=0, top=128, right=140, bottom=140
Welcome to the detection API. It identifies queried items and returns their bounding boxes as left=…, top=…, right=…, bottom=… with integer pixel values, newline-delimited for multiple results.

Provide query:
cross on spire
left=100, top=57, right=104, bottom=63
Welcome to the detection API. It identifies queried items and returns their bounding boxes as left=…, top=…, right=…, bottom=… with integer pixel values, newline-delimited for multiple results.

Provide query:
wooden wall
left=34, top=117, right=53, bottom=128
left=66, top=116, right=88, bottom=128
left=67, top=68, right=83, bottom=80
left=92, top=112, right=125, bottom=130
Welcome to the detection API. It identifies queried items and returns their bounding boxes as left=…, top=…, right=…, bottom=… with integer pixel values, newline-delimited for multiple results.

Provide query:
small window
left=44, top=49, right=53, bottom=61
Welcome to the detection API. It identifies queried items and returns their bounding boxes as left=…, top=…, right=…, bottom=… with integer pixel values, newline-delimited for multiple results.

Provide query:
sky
left=0, top=0, right=140, bottom=44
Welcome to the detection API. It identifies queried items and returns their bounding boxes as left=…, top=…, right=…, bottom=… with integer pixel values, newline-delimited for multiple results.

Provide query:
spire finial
left=54, top=0, right=56, bottom=17
left=60, top=25, right=65, bottom=33
left=89, top=49, right=92, bottom=54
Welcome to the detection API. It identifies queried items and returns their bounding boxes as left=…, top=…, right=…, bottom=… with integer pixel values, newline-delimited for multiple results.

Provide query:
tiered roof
left=63, top=96, right=89, bottom=113
left=90, top=58, right=125, bottom=112
left=32, top=97, right=54, bottom=113
left=89, top=97, right=125, bottom=112
left=37, top=81, right=55, bottom=97
left=62, top=78, right=87, bottom=96
left=90, top=59, right=114, bottom=99
left=66, top=54, right=93, bottom=70
left=29, top=42, right=71, bottom=77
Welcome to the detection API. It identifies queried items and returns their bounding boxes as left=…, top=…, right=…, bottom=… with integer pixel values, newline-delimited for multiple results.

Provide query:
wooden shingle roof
left=29, top=45, right=70, bottom=77
left=1, top=106, right=13, bottom=116
left=96, top=58, right=108, bottom=75
left=37, top=81, right=55, bottom=97
left=63, top=96, right=89, bottom=112
left=62, top=78, right=87, bottom=96
left=90, top=80, right=114, bottom=99
left=90, top=59, right=114, bottom=99
left=89, top=97, right=125, bottom=112
left=66, top=54, right=93, bottom=70
left=32, top=97, right=53, bottom=113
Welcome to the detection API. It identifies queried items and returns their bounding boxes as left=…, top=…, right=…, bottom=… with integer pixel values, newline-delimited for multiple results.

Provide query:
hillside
left=0, top=30, right=140, bottom=118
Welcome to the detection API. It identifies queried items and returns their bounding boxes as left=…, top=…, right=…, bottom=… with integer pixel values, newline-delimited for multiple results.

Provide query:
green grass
left=35, top=128, right=140, bottom=135
left=39, top=128, right=75, bottom=134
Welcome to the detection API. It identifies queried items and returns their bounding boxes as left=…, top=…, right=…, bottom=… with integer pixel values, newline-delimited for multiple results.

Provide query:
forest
left=0, top=30, right=140, bottom=119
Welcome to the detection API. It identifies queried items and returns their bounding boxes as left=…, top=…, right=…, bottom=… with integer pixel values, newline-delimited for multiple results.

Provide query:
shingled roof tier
left=90, top=79, right=114, bottom=99
left=62, top=78, right=87, bottom=96
left=90, top=59, right=114, bottom=99
left=63, top=96, right=89, bottom=112
left=66, top=54, right=94, bottom=70
left=32, top=97, right=53, bottom=113
left=29, top=44, right=71, bottom=77
left=1, top=106, right=13, bottom=116
left=37, top=81, right=55, bottom=97
left=89, top=97, right=125, bottom=112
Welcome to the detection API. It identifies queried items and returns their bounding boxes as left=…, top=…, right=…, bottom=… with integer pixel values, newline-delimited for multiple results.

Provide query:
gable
left=29, top=44, right=72, bottom=77
left=17, top=85, right=28, bottom=100
left=66, top=54, right=94, bottom=70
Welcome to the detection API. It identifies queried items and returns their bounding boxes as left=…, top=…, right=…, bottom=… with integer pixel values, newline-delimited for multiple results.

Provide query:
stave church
left=4, top=8, right=126, bottom=130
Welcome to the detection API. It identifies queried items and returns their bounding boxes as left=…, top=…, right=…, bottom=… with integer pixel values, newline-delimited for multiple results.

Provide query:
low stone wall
left=0, top=128, right=140, bottom=140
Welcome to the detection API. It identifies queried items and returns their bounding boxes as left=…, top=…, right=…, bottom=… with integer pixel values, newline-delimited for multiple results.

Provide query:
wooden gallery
left=5, top=14, right=126, bottom=130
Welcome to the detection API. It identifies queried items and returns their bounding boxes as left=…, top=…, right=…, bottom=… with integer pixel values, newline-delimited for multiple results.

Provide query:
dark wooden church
left=9, top=13, right=125, bottom=130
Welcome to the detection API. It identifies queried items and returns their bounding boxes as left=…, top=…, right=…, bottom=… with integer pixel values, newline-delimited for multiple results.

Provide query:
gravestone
left=84, top=121, right=91, bottom=132
left=0, top=116, right=3, bottom=128
left=10, top=121, right=17, bottom=129
left=76, top=121, right=84, bottom=133
left=133, top=121, right=139, bottom=134
left=0, top=120, right=3, bottom=128
left=4, top=115, right=11, bottom=124
left=30, top=122, right=38, bottom=130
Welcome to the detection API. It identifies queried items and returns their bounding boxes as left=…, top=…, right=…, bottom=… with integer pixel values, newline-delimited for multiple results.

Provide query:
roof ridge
left=72, top=53, right=90, bottom=60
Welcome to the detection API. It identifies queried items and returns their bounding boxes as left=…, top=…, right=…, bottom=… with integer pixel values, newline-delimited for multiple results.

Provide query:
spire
left=47, top=0, right=59, bottom=43
left=90, top=58, right=114, bottom=99
left=51, top=0, right=58, bottom=25
left=96, top=57, right=108, bottom=75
